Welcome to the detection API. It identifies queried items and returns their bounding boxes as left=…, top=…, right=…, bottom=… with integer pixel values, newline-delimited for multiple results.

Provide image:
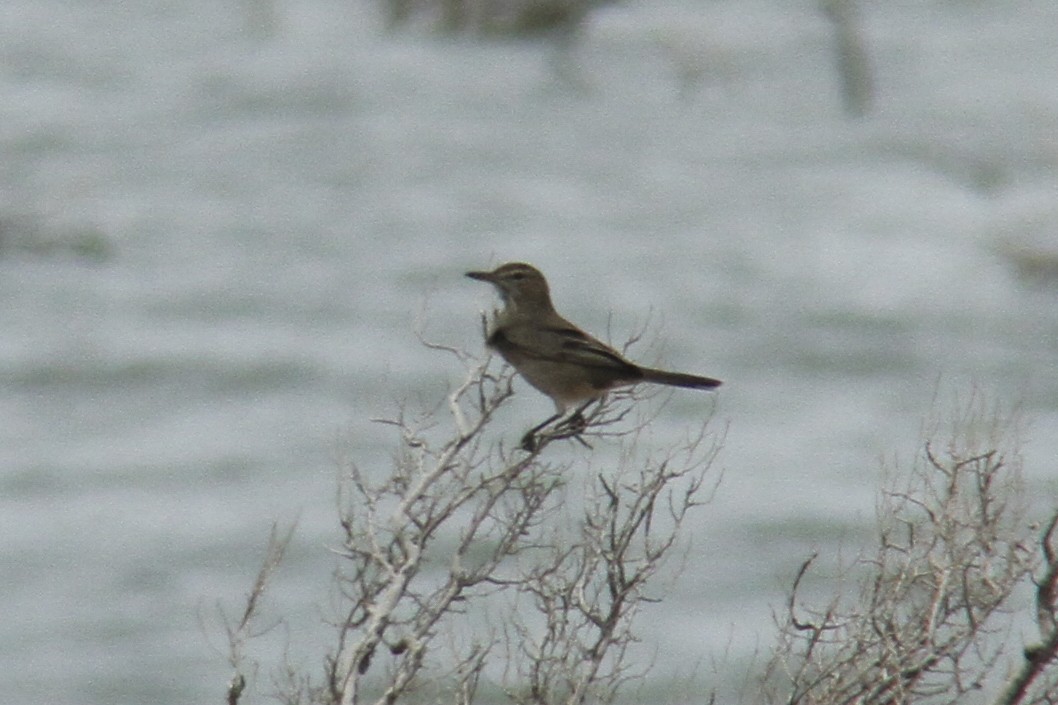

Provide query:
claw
left=557, top=410, right=587, bottom=435
left=520, top=431, right=539, bottom=452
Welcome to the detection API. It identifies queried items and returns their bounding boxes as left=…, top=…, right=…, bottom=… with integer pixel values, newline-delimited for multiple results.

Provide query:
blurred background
left=2, top=0, right=1057, bottom=702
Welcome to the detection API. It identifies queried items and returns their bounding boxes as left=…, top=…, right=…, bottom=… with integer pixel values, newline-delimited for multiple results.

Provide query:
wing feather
left=490, top=325, right=641, bottom=378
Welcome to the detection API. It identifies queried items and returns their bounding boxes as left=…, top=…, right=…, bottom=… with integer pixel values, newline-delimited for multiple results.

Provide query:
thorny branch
left=221, top=522, right=296, bottom=705
left=995, top=512, right=1058, bottom=705
left=506, top=420, right=722, bottom=705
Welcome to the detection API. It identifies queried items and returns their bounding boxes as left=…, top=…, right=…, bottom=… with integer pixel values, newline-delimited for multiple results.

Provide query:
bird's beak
left=465, top=270, right=495, bottom=283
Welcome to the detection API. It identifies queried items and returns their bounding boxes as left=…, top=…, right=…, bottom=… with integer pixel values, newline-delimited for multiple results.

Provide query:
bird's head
left=466, top=262, right=554, bottom=313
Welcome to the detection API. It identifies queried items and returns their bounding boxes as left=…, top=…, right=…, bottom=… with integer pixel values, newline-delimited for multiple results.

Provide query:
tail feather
left=638, top=367, right=722, bottom=390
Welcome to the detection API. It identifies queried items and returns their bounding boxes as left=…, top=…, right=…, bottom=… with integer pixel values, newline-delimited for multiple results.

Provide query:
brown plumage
left=466, top=262, right=720, bottom=447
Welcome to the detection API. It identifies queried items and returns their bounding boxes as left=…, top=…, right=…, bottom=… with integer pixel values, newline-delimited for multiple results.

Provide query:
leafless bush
left=762, top=397, right=1058, bottom=705
left=221, top=340, right=721, bottom=705
left=218, top=341, right=1058, bottom=705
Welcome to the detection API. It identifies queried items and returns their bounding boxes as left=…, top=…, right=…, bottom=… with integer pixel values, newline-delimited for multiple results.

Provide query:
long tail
left=638, top=367, right=722, bottom=390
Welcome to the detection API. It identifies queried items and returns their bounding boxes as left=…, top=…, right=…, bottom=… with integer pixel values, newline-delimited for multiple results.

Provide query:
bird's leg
left=544, top=400, right=596, bottom=448
left=521, top=401, right=597, bottom=452
left=555, top=401, right=592, bottom=436
left=520, top=412, right=563, bottom=452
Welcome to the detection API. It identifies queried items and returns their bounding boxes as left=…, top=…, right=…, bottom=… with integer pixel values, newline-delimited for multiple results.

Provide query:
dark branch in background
left=380, top=0, right=613, bottom=38
left=820, top=0, right=873, bottom=118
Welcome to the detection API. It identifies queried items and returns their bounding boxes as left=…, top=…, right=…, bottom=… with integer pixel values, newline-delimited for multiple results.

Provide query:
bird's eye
left=510, top=273, right=525, bottom=281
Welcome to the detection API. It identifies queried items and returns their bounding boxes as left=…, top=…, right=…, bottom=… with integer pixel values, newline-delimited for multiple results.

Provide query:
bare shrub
left=217, top=346, right=1058, bottom=705
left=763, top=397, right=1058, bottom=705
left=221, top=341, right=721, bottom=705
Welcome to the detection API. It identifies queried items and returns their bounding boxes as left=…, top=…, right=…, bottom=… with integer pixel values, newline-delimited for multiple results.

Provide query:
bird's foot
left=556, top=410, right=587, bottom=435
left=538, top=412, right=593, bottom=449
left=520, top=431, right=540, bottom=453
left=520, top=408, right=594, bottom=453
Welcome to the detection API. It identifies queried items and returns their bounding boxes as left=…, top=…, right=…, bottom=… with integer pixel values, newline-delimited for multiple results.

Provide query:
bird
left=466, top=262, right=721, bottom=449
